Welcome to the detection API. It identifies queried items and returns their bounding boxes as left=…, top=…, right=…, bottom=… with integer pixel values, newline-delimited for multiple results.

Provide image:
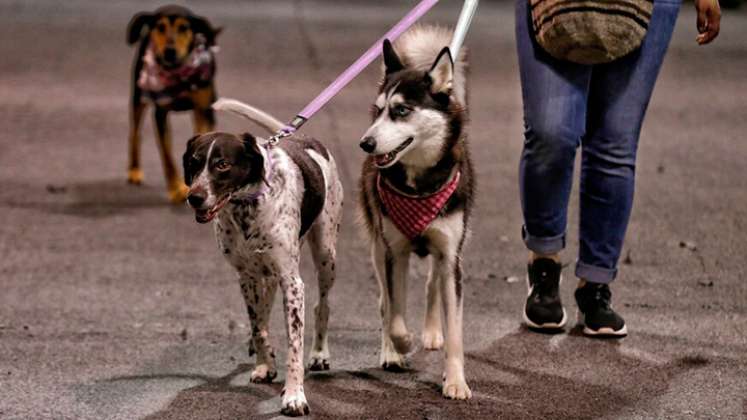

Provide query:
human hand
left=695, top=0, right=721, bottom=45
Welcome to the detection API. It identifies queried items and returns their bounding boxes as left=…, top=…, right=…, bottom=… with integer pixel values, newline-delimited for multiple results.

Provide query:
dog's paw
left=421, top=330, right=444, bottom=350
left=168, top=182, right=189, bottom=204
left=442, top=378, right=472, bottom=400
left=390, top=332, right=415, bottom=355
left=127, top=168, right=144, bottom=185
left=380, top=349, right=408, bottom=372
left=307, top=354, right=330, bottom=371
left=280, top=386, right=309, bottom=417
left=250, top=364, right=277, bottom=383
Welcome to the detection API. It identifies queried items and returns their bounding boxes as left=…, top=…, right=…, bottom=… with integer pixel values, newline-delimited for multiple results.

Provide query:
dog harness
left=137, top=36, right=217, bottom=107
left=377, top=171, right=461, bottom=240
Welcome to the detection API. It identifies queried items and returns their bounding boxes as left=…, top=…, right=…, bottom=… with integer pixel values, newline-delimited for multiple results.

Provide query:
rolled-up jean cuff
left=575, top=261, right=617, bottom=284
left=522, top=226, right=565, bottom=255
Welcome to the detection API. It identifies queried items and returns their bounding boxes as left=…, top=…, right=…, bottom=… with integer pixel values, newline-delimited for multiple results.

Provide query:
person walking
left=516, top=0, right=721, bottom=336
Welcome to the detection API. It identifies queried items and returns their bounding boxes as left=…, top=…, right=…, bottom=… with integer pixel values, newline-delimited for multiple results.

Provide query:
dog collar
left=377, top=170, right=461, bottom=240
left=137, top=37, right=217, bottom=106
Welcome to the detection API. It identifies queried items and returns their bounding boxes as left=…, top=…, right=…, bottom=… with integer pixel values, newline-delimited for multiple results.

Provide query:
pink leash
left=268, top=0, right=439, bottom=143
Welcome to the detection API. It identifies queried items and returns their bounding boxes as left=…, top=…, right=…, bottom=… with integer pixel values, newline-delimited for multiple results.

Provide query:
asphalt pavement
left=1, top=1, right=746, bottom=419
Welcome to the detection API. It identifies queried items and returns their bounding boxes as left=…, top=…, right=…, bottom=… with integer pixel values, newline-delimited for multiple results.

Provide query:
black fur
left=127, top=5, right=219, bottom=47
left=126, top=5, right=222, bottom=201
left=385, top=249, right=394, bottom=300
left=127, top=12, right=152, bottom=45
left=183, top=133, right=329, bottom=239
left=383, top=39, right=405, bottom=74
left=128, top=6, right=220, bottom=112
left=182, top=132, right=265, bottom=194
left=358, top=28, right=474, bottom=398
left=278, top=137, right=328, bottom=238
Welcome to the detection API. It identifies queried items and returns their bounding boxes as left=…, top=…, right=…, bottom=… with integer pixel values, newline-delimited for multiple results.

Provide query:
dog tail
left=391, top=25, right=469, bottom=106
left=212, top=98, right=285, bottom=135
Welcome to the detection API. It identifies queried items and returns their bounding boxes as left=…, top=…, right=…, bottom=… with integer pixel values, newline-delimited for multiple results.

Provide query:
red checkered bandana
left=377, top=171, right=461, bottom=240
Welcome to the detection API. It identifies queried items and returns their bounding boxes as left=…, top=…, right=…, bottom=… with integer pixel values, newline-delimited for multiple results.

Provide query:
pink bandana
left=137, top=37, right=216, bottom=106
left=377, top=171, right=461, bottom=240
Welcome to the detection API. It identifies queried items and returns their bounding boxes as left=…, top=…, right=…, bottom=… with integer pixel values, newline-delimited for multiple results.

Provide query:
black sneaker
left=523, top=258, right=567, bottom=329
left=575, top=282, right=627, bottom=337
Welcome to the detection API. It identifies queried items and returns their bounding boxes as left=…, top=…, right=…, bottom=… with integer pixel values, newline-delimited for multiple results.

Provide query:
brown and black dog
left=126, top=5, right=221, bottom=203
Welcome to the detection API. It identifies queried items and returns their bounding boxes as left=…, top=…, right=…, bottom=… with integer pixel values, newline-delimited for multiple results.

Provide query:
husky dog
left=357, top=26, right=474, bottom=400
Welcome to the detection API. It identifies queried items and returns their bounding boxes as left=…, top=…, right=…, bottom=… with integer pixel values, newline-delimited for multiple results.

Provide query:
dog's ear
left=383, top=39, right=404, bottom=75
left=186, top=134, right=202, bottom=152
left=427, top=46, right=454, bottom=96
left=213, top=26, right=224, bottom=40
left=241, top=133, right=265, bottom=184
left=127, top=12, right=153, bottom=45
left=190, top=15, right=220, bottom=46
left=183, top=134, right=203, bottom=186
left=241, top=133, right=260, bottom=155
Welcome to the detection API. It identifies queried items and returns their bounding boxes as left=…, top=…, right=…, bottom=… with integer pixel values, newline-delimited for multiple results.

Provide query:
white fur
left=190, top=139, right=218, bottom=207
left=209, top=139, right=342, bottom=417
left=428, top=49, right=455, bottom=95
left=371, top=210, right=472, bottom=399
left=212, top=98, right=285, bottom=134
left=306, top=149, right=329, bottom=193
left=427, top=213, right=471, bottom=400
left=362, top=102, right=450, bottom=188
left=360, top=26, right=466, bottom=180
left=361, top=24, right=472, bottom=401
left=375, top=93, right=387, bottom=110
left=398, top=109, right=449, bottom=170
left=393, top=25, right=468, bottom=105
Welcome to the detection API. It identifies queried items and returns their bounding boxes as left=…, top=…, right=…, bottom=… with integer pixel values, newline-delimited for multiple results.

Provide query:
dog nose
left=359, top=136, right=377, bottom=153
left=187, top=192, right=206, bottom=208
left=164, top=47, right=177, bottom=62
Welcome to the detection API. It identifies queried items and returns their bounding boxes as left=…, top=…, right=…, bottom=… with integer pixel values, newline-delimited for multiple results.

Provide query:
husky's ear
left=427, top=47, right=454, bottom=95
left=383, top=39, right=404, bottom=75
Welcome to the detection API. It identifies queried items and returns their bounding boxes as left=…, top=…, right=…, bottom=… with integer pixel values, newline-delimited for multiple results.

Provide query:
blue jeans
left=516, top=0, right=681, bottom=283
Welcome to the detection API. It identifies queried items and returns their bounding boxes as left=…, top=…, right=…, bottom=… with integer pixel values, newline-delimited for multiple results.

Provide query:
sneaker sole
left=577, top=312, right=628, bottom=337
left=523, top=308, right=568, bottom=330
left=523, top=275, right=567, bottom=330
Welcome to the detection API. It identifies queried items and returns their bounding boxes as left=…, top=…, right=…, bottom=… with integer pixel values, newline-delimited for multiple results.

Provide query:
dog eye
left=392, top=105, right=411, bottom=117
left=177, top=24, right=189, bottom=33
left=215, top=160, right=231, bottom=172
left=156, top=23, right=167, bottom=33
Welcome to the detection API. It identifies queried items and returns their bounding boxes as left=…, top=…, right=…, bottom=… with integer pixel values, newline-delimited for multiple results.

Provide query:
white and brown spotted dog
left=183, top=99, right=343, bottom=416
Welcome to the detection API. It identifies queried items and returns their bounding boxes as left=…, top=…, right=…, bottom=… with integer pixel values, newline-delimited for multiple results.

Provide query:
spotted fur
left=184, top=113, right=343, bottom=416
